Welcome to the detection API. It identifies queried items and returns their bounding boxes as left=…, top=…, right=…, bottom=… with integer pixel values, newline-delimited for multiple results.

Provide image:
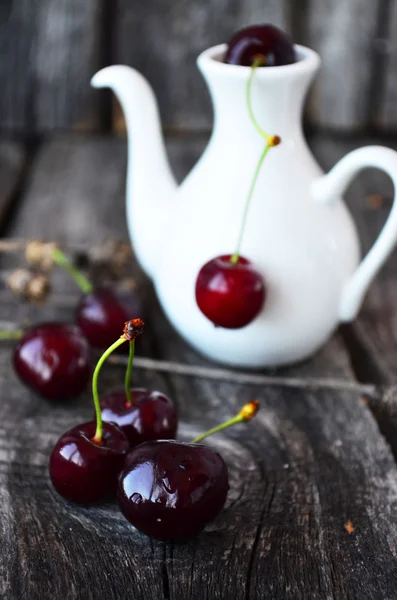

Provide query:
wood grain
left=1, top=135, right=397, bottom=598
left=377, top=0, right=397, bottom=128
left=0, top=1, right=395, bottom=134
left=0, top=0, right=103, bottom=133
left=301, top=0, right=381, bottom=130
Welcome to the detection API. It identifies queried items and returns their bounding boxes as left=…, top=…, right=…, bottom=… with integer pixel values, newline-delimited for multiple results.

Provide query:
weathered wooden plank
left=4, top=135, right=132, bottom=293
left=0, top=0, right=103, bottom=133
left=0, top=141, right=25, bottom=228
left=113, top=0, right=292, bottom=132
left=377, top=0, right=397, bottom=128
left=1, top=135, right=397, bottom=599
left=302, top=0, right=381, bottom=130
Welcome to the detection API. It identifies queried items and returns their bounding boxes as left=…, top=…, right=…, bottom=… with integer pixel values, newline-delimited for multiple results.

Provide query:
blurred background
left=0, top=0, right=396, bottom=137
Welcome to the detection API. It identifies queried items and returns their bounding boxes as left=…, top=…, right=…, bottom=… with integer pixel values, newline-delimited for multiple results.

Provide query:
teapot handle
left=311, top=146, right=397, bottom=322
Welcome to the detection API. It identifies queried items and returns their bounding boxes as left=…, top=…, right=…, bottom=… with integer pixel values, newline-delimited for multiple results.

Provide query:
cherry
left=100, top=389, right=177, bottom=447
left=99, top=321, right=177, bottom=446
left=117, top=401, right=259, bottom=541
left=49, top=421, right=129, bottom=503
left=49, top=319, right=143, bottom=504
left=13, top=323, right=92, bottom=401
left=225, top=24, right=296, bottom=67
left=24, top=241, right=143, bottom=350
left=118, top=440, right=229, bottom=540
left=195, top=254, right=265, bottom=328
left=76, top=288, right=142, bottom=350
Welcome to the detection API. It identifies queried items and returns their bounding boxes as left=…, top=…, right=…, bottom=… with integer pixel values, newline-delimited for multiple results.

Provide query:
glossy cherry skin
left=13, top=323, right=92, bottom=401
left=49, top=421, right=130, bottom=504
left=195, top=255, right=266, bottom=329
left=76, top=288, right=142, bottom=349
left=225, top=24, right=296, bottom=67
left=100, top=388, right=178, bottom=447
left=118, top=440, right=229, bottom=541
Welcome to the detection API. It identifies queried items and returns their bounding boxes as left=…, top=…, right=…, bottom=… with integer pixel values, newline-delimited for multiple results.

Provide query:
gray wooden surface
left=1, top=0, right=397, bottom=133
left=1, top=134, right=397, bottom=598
left=0, top=0, right=103, bottom=133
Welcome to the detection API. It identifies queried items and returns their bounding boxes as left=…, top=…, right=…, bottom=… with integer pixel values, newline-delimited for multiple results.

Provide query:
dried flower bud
left=25, top=240, right=57, bottom=270
left=90, top=238, right=132, bottom=277
left=122, top=318, right=145, bottom=341
left=7, top=268, right=50, bottom=303
left=7, top=268, right=33, bottom=297
left=26, top=274, right=51, bottom=303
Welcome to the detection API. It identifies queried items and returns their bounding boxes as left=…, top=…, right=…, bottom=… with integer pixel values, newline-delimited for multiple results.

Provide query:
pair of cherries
left=196, top=24, right=296, bottom=329
left=12, top=241, right=143, bottom=401
left=48, top=319, right=259, bottom=541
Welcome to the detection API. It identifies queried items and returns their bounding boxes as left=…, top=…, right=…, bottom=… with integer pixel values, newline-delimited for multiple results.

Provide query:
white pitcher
left=91, top=44, right=397, bottom=368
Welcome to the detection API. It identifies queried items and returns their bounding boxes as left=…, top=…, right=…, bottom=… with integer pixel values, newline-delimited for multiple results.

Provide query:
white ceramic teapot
left=91, top=44, right=397, bottom=368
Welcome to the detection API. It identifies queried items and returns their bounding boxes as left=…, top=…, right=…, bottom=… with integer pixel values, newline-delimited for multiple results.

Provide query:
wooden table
left=1, top=133, right=397, bottom=600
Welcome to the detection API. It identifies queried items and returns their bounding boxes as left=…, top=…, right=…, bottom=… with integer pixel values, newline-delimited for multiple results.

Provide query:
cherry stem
left=124, top=340, right=135, bottom=407
left=92, top=336, right=127, bottom=444
left=246, top=57, right=271, bottom=143
left=192, top=400, right=260, bottom=443
left=0, top=329, right=23, bottom=340
left=230, top=60, right=275, bottom=265
left=52, top=247, right=93, bottom=295
left=230, top=143, right=271, bottom=264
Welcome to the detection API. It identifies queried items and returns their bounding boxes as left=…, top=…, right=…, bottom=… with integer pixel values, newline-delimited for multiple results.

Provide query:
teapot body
left=155, top=119, right=359, bottom=367
left=93, top=44, right=397, bottom=368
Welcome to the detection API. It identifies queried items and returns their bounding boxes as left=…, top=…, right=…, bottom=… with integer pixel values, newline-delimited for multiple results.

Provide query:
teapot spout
left=91, top=66, right=177, bottom=280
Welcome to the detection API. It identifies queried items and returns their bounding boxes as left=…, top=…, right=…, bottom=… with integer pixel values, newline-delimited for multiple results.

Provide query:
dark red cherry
left=13, top=323, right=92, bottom=401
left=225, top=24, right=296, bottom=67
left=195, top=255, right=265, bottom=328
left=117, top=440, right=229, bottom=540
left=100, top=388, right=178, bottom=447
left=76, top=288, right=142, bottom=350
left=49, top=421, right=130, bottom=504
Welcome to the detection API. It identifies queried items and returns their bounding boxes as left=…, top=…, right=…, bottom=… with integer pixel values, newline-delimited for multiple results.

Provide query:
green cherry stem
left=230, top=144, right=271, bottom=265
left=52, top=247, right=93, bottom=295
left=246, top=57, right=271, bottom=142
left=230, top=61, right=281, bottom=266
left=124, top=340, right=136, bottom=407
left=92, top=318, right=145, bottom=444
left=92, top=337, right=127, bottom=444
left=0, top=329, right=23, bottom=340
left=191, top=400, right=260, bottom=443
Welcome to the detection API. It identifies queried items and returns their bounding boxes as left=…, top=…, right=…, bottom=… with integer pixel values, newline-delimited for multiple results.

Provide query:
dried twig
left=107, top=354, right=378, bottom=398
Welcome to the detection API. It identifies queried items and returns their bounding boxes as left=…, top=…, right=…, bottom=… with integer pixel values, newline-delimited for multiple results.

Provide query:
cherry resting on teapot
left=196, top=255, right=265, bottom=329
left=225, top=24, right=296, bottom=67
left=195, top=130, right=280, bottom=329
left=25, top=241, right=142, bottom=349
left=118, top=401, right=260, bottom=540
left=49, top=320, right=144, bottom=503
